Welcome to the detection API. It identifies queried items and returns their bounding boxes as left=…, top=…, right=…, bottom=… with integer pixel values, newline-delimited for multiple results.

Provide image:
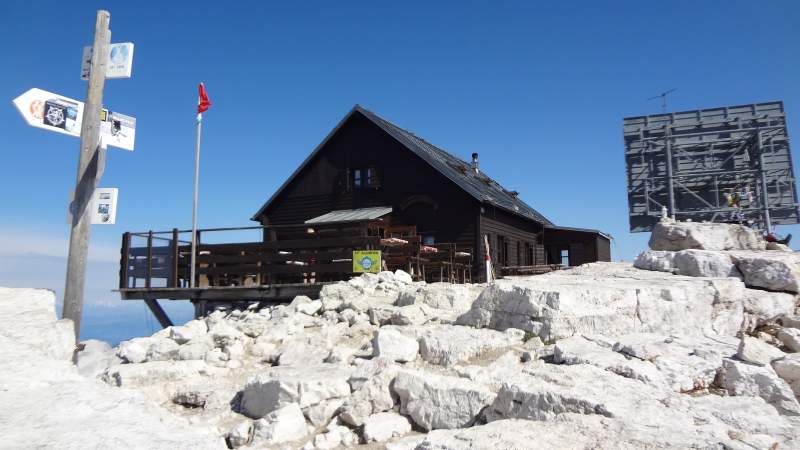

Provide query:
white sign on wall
left=12, top=88, right=136, bottom=150
left=81, top=42, right=134, bottom=80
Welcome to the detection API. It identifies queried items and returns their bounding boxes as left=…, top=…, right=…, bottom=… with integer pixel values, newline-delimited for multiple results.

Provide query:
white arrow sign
left=12, top=88, right=135, bottom=151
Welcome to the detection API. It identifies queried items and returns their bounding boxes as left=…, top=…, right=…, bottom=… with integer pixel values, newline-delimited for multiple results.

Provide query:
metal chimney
left=471, top=152, right=479, bottom=173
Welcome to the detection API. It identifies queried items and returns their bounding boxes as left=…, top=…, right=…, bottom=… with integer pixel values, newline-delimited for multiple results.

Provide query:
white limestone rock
left=737, top=335, right=785, bottom=366
left=396, top=283, right=483, bottom=314
left=172, top=386, right=212, bottom=408
left=632, top=250, right=675, bottom=272
left=296, top=300, right=323, bottom=316
left=673, top=249, right=742, bottom=278
left=373, top=327, right=419, bottom=362
left=169, top=319, right=208, bottom=344
left=553, top=335, right=666, bottom=386
left=304, top=397, right=345, bottom=427
left=0, top=288, right=223, bottom=449
left=417, top=325, right=523, bottom=367
left=145, top=338, right=180, bottom=361
left=311, top=424, right=357, bottom=450
left=209, top=321, right=245, bottom=348
left=721, top=358, right=800, bottom=416
left=252, top=403, right=309, bottom=444
left=394, top=269, right=414, bottom=284
left=777, top=327, right=800, bottom=352
left=176, top=336, right=214, bottom=361
left=741, top=289, right=796, bottom=327
left=76, top=339, right=118, bottom=378
left=393, top=369, right=495, bottom=430
left=117, top=337, right=155, bottom=364
left=391, top=304, right=433, bottom=326
left=340, top=361, right=400, bottom=426
left=103, top=360, right=222, bottom=388
left=649, top=219, right=765, bottom=251
left=226, top=420, right=253, bottom=448
left=457, top=263, right=738, bottom=341
left=730, top=250, right=800, bottom=293
left=612, top=333, right=737, bottom=392
left=485, top=363, right=672, bottom=423
left=240, top=364, right=352, bottom=418
left=779, top=315, right=800, bottom=329
left=277, top=340, right=329, bottom=366
left=363, top=412, right=412, bottom=443
left=772, top=354, right=800, bottom=396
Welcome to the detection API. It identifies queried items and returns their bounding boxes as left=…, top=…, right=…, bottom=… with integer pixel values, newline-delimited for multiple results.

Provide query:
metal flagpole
left=190, top=101, right=203, bottom=288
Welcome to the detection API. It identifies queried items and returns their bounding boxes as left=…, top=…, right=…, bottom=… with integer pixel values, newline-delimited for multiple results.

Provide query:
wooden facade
left=252, top=106, right=611, bottom=281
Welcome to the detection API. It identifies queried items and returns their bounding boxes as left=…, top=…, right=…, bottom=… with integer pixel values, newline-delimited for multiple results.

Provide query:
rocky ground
left=2, top=219, right=800, bottom=449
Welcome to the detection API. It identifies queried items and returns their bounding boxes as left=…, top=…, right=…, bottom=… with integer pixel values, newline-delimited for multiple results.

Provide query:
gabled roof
left=252, top=105, right=553, bottom=226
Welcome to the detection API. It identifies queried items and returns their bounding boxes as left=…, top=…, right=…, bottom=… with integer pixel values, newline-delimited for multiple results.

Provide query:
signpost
left=11, top=10, right=134, bottom=350
left=13, top=88, right=136, bottom=150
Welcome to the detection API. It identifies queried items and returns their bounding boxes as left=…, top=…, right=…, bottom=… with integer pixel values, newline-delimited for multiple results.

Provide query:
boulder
left=736, top=336, right=785, bottom=366
left=76, top=339, right=117, bottom=378
left=648, top=219, right=765, bottom=251
left=417, top=325, right=523, bottom=367
left=177, top=337, right=214, bottom=361
left=633, top=250, right=675, bottom=272
left=612, top=333, right=737, bottom=392
left=172, top=386, right=212, bottom=408
left=362, top=412, right=412, bottom=443
left=304, top=397, right=345, bottom=427
left=673, top=250, right=741, bottom=278
left=777, top=327, right=800, bottom=352
left=310, top=424, right=357, bottom=449
left=252, top=403, right=309, bottom=444
left=393, top=370, right=495, bottom=430
left=240, top=364, right=352, bottom=419
left=485, top=363, right=671, bottom=423
left=340, top=362, right=400, bottom=426
left=103, top=360, right=221, bottom=388
left=772, top=354, right=800, bottom=396
left=277, top=341, right=329, bottom=366
left=721, top=358, right=800, bottom=416
left=779, top=315, right=800, bottom=329
left=208, top=321, right=245, bottom=348
left=145, top=338, right=180, bottom=362
left=226, top=420, right=253, bottom=448
left=169, top=319, right=208, bottom=344
left=396, top=283, right=483, bottom=314
left=394, top=269, right=414, bottom=284
left=457, top=263, right=737, bottom=341
left=296, top=300, right=323, bottom=316
left=117, top=337, right=154, bottom=364
left=729, top=251, right=800, bottom=293
left=372, top=327, right=419, bottom=362
left=553, top=335, right=665, bottom=386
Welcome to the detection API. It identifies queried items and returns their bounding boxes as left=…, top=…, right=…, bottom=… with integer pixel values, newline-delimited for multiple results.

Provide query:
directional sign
left=12, top=88, right=136, bottom=150
left=81, top=42, right=134, bottom=80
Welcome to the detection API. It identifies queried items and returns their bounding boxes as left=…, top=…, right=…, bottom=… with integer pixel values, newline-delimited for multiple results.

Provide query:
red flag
left=198, top=83, right=212, bottom=114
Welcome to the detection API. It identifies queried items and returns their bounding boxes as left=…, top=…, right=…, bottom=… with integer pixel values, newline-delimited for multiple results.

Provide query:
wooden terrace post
left=146, top=230, right=153, bottom=288
left=119, top=232, right=130, bottom=289
left=171, top=228, right=179, bottom=287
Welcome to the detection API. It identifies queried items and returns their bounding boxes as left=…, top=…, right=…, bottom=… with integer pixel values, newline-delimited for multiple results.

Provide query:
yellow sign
left=353, top=250, right=381, bottom=273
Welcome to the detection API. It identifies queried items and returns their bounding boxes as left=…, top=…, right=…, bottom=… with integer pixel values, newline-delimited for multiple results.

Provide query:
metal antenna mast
left=648, top=89, right=676, bottom=113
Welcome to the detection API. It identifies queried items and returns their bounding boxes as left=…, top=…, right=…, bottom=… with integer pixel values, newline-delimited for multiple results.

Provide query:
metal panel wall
left=624, top=101, right=799, bottom=232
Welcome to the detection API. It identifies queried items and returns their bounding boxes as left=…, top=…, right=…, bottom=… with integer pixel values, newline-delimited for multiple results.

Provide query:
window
left=560, top=249, right=570, bottom=267
left=366, top=167, right=380, bottom=188
left=497, top=235, right=509, bottom=267
left=353, top=169, right=363, bottom=189
left=524, top=242, right=533, bottom=266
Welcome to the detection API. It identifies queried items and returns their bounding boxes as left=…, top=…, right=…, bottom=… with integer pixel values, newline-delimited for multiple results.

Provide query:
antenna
left=647, top=88, right=676, bottom=113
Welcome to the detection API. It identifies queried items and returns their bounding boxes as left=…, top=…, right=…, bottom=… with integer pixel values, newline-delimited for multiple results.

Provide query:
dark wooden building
left=251, top=106, right=610, bottom=281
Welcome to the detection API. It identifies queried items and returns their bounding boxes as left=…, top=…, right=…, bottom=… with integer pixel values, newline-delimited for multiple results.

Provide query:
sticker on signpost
left=353, top=250, right=381, bottom=274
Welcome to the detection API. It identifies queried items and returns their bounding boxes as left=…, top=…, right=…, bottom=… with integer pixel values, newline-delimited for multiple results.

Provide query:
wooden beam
left=144, top=299, right=173, bottom=328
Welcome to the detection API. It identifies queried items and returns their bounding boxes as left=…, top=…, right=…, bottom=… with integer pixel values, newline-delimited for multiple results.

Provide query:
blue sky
left=1, top=2, right=799, bottom=341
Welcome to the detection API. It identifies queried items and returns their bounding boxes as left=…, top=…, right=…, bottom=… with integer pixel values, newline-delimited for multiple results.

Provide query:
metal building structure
left=624, top=101, right=800, bottom=232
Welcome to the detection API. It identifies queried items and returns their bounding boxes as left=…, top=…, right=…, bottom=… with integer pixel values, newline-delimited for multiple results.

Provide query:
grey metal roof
left=356, top=107, right=553, bottom=226
left=305, top=206, right=393, bottom=224
left=252, top=105, right=553, bottom=226
left=545, top=225, right=612, bottom=241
